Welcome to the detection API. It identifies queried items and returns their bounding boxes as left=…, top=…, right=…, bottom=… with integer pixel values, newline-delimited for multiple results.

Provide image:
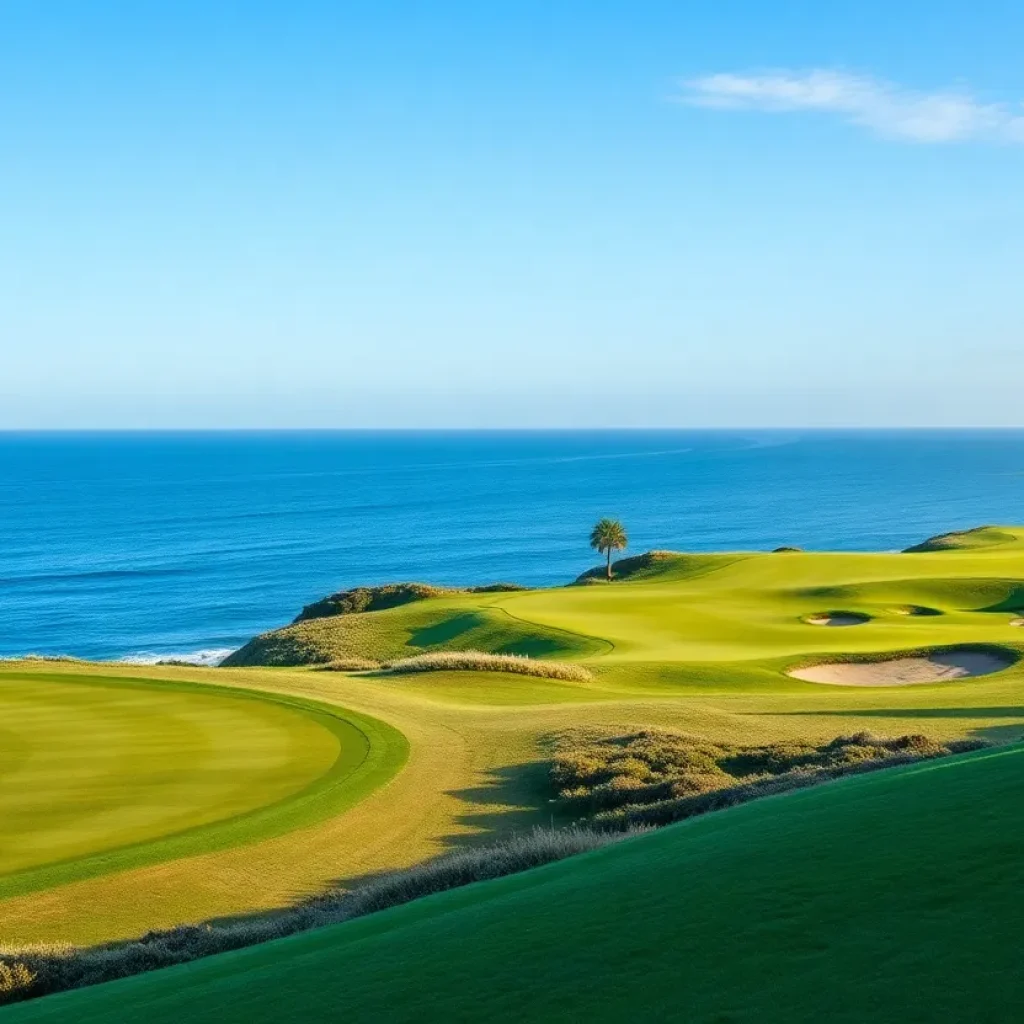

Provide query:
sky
left=3, top=0, right=1024, bottom=429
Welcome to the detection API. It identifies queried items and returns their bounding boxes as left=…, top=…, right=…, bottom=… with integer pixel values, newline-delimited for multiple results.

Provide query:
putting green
left=0, top=672, right=407, bottom=901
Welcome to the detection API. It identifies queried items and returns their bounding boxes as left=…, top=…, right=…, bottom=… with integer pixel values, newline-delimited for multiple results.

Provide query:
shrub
left=380, top=651, right=593, bottom=683
left=550, top=728, right=987, bottom=828
left=295, top=583, right=452, bottom=622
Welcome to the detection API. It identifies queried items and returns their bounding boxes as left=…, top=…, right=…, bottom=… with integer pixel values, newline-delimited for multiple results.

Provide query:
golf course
left=5, top=524, right=1024, bottom=1019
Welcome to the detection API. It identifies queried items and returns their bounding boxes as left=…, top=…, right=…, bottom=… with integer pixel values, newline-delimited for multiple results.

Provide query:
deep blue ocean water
left=3, top=430, right=1024, bottom=663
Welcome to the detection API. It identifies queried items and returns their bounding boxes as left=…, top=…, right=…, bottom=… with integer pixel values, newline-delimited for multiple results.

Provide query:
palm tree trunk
left=606, top=547, right=612, bottom=581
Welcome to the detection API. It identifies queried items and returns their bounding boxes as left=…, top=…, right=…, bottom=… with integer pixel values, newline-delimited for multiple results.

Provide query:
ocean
left=3, top=430, right=1024, bottom=663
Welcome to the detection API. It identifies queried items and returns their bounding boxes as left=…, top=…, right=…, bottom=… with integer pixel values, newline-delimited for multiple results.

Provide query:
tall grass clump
left=316, top=657, right=381, bottom=672
left=0, top=963, right=36, bottom=997
left=0, top=826, right=630, bottom=1007
left=551, top=728, right=987, bottom=829
left=380, top=651, right=593, bottom=682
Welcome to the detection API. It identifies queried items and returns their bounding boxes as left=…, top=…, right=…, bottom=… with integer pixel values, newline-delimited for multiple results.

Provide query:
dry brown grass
left=380, top=651, right=593, bottom=682
left=316, top=657, right=381, bottom=672
left=0, top=962, right=36, bottom=997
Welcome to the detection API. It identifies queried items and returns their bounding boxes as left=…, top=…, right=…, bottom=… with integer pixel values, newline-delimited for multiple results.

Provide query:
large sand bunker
left=790, top=648, right=1015, bottom=686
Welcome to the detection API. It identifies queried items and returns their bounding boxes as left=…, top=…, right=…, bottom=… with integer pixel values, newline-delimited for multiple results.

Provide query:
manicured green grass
left=0, top=672, right=408, bottom=901
left=6, top=525, right=1024, bottom=950
left=9, top=742, right=1024, bottom=1023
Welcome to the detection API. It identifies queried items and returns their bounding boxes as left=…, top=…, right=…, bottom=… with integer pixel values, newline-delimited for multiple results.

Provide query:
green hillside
left=226, top=526, right=1024, bottom=675
left=9, top=742, right=1024, bottom=1023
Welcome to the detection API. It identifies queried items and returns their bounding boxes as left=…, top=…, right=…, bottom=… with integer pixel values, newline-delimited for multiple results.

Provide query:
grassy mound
left=904, top=525, right=1023, bottom=552
left=295, top=582, right=526, bottom=622
left=380, top=651, right=593, bottom=682
left=574, top=550, right=741, bottom=583
left=224, top=601, right=602, bottom=667
left=11, top=743, right=1024, bottom=1023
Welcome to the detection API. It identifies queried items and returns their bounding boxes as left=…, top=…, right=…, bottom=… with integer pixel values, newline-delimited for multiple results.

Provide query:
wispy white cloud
left=678, top=70, right=1024, bottom=144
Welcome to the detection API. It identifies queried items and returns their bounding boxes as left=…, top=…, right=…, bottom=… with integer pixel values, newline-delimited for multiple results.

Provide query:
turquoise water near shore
left=3, top=430, right=1024, bottom=662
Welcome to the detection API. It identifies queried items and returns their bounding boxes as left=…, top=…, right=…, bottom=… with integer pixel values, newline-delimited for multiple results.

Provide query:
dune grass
left=380, top=651, right=593, bottom=682
left=9, top=743, right=1024, bottom=1022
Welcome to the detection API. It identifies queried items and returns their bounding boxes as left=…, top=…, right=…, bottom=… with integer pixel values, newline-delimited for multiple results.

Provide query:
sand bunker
left=804, top=612, right=869, bottom=627
left=889, top=605, right=942, bottom=618
left=789, top=648, right=1015, bottom=686
left=1010, top=617, right=1024, bottom=628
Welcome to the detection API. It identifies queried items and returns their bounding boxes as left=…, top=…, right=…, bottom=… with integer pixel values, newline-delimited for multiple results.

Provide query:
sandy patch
left=805, top=612, right=868, bottom=627
left=789, top=649, right=1014, bottom=686
left=1010, top=617, right=1024, bottom=628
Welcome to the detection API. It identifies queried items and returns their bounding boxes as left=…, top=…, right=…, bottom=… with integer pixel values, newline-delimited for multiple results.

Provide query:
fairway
left=0, top=672, right=407, bottom=903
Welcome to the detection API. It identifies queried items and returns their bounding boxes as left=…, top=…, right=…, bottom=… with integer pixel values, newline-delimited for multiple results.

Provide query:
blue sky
left=3, top=1, right=1024, bottom=428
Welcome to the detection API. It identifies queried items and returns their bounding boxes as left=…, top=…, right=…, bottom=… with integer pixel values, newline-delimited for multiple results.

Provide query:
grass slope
left=0, top=671, right=407, bottom=903
left=225, top=600, right=607, bottom=666
left=9, top=743, right=1024, bottom=1023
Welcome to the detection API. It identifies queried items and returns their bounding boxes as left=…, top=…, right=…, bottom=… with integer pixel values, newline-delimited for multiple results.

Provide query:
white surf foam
left=118, top=648, right=235, bottom=667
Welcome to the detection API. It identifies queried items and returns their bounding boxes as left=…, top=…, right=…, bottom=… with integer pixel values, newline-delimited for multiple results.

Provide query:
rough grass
left=0, top=826, right=628, bottom=1007
left=316, top=657, right=381, bottom=672
left=380, top=651, right=593, bottom=682
left=0, top=964, right=36, bottom=998
left=551, top=727, right=987, bottom=828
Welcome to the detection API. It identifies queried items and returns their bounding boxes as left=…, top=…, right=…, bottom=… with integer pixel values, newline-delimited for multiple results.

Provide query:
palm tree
left=589, top=518, right=627, bottom=581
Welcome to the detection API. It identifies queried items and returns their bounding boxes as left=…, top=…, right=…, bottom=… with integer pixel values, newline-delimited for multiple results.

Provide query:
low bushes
left=294, top=583, right=452, bottom=622
left=551, top=728, right=987, bottom=829
left=379, top=651, right=593, bottom=682
left=0, top=826, right=629, bottom=1007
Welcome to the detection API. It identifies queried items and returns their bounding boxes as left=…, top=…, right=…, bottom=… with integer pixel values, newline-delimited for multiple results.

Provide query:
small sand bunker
left=889, top=605, right=942, bottom=617
left=804, top=611, right=869, bottom=627
left=790, top=648, right=1015, bottom=686
left=1010, top=617, right=1024, bottom=628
